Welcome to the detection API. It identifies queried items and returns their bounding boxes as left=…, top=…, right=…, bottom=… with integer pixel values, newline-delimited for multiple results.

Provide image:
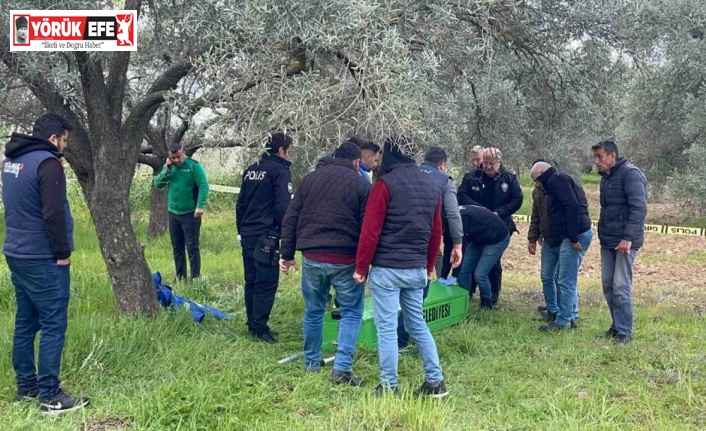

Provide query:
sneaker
left=252, top=331, right=278, bottom=344
left=615, top=334, right=631, bottom=344
left=374, top=384, right=399, bottom=397
left=15, top=387, right=39, bottom=402
left=537, top=305, right=548, bottom=313
left=570, top=319, right=579, bottom=329
left=414, top=380, right=449, bottom=399
left=598, top=328, right=618, bottom=339
left=330, top=370, right=363, bottom=387
left=39, top=388, right=90, bottom=415
left=539, top=321, right=570, bottom=332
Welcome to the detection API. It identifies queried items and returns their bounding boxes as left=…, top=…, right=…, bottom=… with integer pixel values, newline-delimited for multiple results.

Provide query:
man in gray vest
left=2, top=113, right=90, bottom=414
left=397, top=146, right=463, bottom=348
left=592, top=140, right=647, bottom=344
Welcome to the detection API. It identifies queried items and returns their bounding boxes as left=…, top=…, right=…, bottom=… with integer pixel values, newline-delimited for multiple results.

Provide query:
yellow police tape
left=510, top=214, right=705, bottom=237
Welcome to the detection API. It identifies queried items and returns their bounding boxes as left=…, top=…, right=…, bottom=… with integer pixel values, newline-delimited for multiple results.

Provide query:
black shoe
left=480, top=298, right=495, bottom=310
left=330, top=370, right=364, bottom=387
left=537, top=305, right=548, bottom=312
left=534, top=311, right=557, bottom=322
left=374, top=384, right=399, bottom=397
left=598, top=328, right=618, bottom=339
left=15, top=387, right=39, bottom=402
left=253, top=331, right=278, bottom=344
left=570, top=319, right=579, bottom=329
left=539, top=321, right=570, bottom=332
left=615, top=334, right=631, bottom=344
left=39, top=388, right=90, bottom=415
left=414, top=380, right=449, bottom=398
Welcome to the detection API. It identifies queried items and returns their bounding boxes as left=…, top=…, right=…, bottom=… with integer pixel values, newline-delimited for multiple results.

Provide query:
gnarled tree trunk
left=147, top=183, right=169, bottom=238
left=83, top=180, right=159, bottom=316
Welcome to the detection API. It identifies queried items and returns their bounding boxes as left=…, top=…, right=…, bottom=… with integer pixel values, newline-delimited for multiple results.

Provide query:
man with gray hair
left=592, top=140, right=647, bottom=344
left=530, top=161, right=592, bottom=331
left=470, top=145, right=484, bottom=168
left=457, top=147, right=523, bottom=306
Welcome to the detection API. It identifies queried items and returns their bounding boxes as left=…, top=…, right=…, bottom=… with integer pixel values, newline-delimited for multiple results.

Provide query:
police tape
left=511, top=214, right=706, bottom=237
left=153, top=182, right=706, bottom=238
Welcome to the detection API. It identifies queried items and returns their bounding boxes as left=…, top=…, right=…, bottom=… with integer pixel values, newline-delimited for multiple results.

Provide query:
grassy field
left=0, top=180, right=705, bottom=430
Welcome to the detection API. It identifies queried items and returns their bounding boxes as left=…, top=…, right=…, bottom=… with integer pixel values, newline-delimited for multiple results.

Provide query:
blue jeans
left=301, top=257, right=364, bottom=372
left=555, top=229, right=593, bottom=326
left=540, top=242, right=560, bottom=314
left=369, top=266, right=443, bottom=388
left=601, top=248, right=637, bottom=337
left=7, top=257, right=70, bottom=400
left=396, top=282, right=429, bottom=348
left=458, top=234, right=510, bottom=301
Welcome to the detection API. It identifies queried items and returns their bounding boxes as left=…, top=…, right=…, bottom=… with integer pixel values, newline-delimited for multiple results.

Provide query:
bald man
left=530, top=162, right=592, bottom=331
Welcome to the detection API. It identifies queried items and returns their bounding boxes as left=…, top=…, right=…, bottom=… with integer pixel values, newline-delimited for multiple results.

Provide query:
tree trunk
left=85, top=182, right=160, bottom=317
left=147, top=183, right=168, bottom=237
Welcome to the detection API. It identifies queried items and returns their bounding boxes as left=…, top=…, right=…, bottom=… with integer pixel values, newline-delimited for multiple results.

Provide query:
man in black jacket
left=592, top=140, right=647, bottom=344
left=457, top=205, right=510, bottom=309
left=236, top=132, right=293, bottom=344
left=531, top=162, right=593, bottom=331
left=457, top=148, right=523, bottom=306
left=279, top=141, right=371, bottom=385
left=2, top=113, right=90, bottom=414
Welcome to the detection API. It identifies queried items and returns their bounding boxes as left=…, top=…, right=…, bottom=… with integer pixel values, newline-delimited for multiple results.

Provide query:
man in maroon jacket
left=354, top=137, right=448, bottom=398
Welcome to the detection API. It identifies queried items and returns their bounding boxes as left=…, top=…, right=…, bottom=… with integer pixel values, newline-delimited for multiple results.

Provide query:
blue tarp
left=152, top=272, right=235, bottom=322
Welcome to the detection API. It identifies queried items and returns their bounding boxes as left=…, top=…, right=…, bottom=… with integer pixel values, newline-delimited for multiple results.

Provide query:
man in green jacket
left=154, top=143, right=210, bottom=280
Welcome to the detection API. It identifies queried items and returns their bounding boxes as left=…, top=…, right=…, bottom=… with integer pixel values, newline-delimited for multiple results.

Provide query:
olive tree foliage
left=612, top=0, right=706, bottom=206
left=150, top=0, right=638, bottom=180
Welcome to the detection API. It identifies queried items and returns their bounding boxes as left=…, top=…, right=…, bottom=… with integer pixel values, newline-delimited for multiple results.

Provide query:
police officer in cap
left=236, top=132, right=293, bottom=344
left=457, top=147, right=523, bottom=307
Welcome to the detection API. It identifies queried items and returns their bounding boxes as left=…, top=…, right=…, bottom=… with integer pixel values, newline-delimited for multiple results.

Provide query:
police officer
left=236, top=132, right=293, bottom=344
left=457, top=147, right=523, bottom=307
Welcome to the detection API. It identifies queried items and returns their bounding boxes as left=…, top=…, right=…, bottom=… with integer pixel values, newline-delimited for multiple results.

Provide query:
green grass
left=0, top=185, right=705, bottom=430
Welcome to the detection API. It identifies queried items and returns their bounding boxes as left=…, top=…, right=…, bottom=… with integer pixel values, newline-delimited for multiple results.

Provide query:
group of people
left=1, top=111, right=648, bottom=411
left=231, top=131, right=649, bottom=397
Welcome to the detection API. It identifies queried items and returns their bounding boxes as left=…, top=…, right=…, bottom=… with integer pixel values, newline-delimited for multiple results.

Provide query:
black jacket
left=280, top=159, right=371, bottom=260
left=457, top=166, right=523, bottom=233
left=537, top=167, right=591, bottom=243
left=597, top=157, right=648, bottom=249
left=236, top=153, right=292, bottom=237
left=459, top=205, right=509, bottom=246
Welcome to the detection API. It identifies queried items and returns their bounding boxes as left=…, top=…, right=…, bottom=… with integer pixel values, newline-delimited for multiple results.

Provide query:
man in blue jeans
left=354, top=137, right=447, bottom=398
left=527, top=173, right=564, bottom=319
left=531, top=162, right=593, bottom=331
left=592, top=140, right=647, bottom=344
left=2, top=113, right=90, bottom=414
left=457, top=205, right=510, bottom=309
left=280, top=141, right=371, bottom=385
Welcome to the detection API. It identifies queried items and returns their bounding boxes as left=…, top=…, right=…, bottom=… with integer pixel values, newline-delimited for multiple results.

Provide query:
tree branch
left=334, top=50, right=369, bottom=99
left=0, top=34, right=93, bottom=176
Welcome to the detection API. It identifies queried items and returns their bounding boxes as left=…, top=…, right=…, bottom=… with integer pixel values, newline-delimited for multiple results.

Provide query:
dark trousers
left=7, top=257, right=70, bottom=400
left=169, top=212, right=202, bottom=279
left=439, top=231, right=455, bottom=279
left=397, top=281, right=430, bottom=348
left=241, top=235, right=280, bottom=335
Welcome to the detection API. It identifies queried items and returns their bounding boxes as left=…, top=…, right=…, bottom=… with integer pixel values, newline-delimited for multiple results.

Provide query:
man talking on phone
left=154, top=143, right=210, bottom=280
